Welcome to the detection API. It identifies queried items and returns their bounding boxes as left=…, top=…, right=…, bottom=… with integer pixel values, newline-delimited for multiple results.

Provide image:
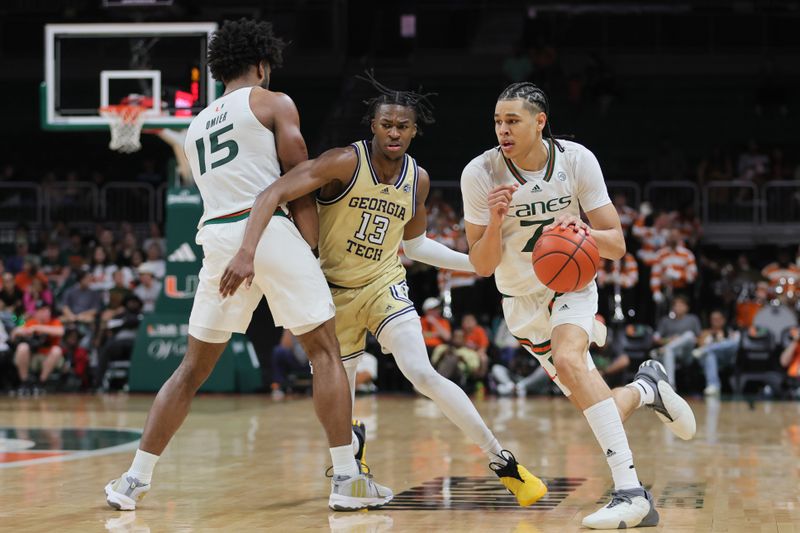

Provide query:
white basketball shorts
left=189, top=214, right=334, bottom=336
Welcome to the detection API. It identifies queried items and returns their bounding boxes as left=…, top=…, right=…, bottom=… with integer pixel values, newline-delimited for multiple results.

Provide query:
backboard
left=42, top=22, right=220, bottom=131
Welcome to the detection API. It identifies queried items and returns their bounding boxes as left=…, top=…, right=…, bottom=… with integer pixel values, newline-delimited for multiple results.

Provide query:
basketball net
left=100, top=95, right=152, bottom=153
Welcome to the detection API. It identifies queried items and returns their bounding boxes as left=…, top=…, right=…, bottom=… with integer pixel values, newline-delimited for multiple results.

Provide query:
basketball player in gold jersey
left=219, top=74, right=547, bottom=507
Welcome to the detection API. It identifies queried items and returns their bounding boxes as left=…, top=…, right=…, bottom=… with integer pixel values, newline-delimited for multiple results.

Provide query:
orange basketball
left=531, top=226, right=600, bottom=292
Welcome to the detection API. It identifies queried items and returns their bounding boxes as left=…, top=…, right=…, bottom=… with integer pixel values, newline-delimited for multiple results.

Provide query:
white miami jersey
left=185, top=86, right=281, bottom=228
left=461, top=138, right=611, bottom=296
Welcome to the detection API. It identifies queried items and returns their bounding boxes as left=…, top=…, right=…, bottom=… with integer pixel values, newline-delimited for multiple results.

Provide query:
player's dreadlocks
left=498, top=82, right=565, bottom=152
left=358, top=70, right=436, bottom=134
left=207, top=19, right=287, bottom=83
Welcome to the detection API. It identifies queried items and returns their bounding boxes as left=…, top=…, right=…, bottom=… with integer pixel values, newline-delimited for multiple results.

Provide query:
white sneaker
left=582, top=487, right=659, bottom=529
left=105, top=475, right=150, bottom=511
left=515, top=384, right=527, bottom=397
left=634, top=360, right=696, bottom=440
left=704, top=384, right=720, bottom=396
left=329, top=472, right=393, bottom=511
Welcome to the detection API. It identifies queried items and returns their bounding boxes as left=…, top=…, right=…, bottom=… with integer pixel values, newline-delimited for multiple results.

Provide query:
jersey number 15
left=195, top=124, right=239, bottom=175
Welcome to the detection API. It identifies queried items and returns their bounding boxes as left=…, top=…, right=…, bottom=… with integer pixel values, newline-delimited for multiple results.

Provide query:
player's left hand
left=544, top=214, right=591, bottom=236
left=219, top=250, right=255, bottom=298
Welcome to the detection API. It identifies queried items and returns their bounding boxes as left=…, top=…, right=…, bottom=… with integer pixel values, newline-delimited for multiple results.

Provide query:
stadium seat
left=730, top=327, right=783, bottom=396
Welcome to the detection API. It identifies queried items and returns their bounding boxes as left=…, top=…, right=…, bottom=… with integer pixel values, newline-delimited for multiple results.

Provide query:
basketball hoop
left=100, top=95, right=153, bottom=153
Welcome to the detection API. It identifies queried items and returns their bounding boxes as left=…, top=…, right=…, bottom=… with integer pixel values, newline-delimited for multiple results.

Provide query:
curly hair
left=207, top=18, right=287, bottom=83
left=498, top=82, right=566, bottom=152
left=357, top=70, right=436, bottom=134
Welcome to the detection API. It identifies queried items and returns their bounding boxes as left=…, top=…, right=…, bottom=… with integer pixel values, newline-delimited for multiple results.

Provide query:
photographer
left=12, top=303, right=64, bottom=394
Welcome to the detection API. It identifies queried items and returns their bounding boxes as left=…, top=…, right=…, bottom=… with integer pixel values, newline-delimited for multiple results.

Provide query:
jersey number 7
left=195, top=124, right=239, bottom=175
left=520, top=218, right=554, bottom=252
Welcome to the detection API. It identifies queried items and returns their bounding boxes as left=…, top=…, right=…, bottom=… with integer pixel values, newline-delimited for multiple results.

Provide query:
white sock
left=330, top=445, right=359, bottom=478
left=128, top=449, right=159, bottom=485
left=380, top=319, right=503, bottom=461
left=583, top=398, right=640, bottom=490
left=628, top=379, right=655, bottom=409
left=351, top=430, right=360, bottom=456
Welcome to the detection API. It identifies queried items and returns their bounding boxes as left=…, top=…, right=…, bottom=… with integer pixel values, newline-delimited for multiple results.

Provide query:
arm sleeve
left=461, top=160, right=491, bottom=226
left=402, top=234, right=475, bottom=272
left=574, top=147, right=612, bottom=213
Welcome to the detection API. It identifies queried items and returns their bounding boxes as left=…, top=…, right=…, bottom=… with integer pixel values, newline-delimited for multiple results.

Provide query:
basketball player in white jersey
left=104, top=19, right=391, bottom=512
left=461, top=83, right=697, bottom=529
left=219, top=74, right=547, bottom=507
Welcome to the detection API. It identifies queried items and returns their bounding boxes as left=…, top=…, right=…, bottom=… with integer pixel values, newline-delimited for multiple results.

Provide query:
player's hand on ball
left=219, top=250, right=255, bottom=298
left=487, top=184, right=518, bottom=225
left=544, top=214, right=591, bottom=236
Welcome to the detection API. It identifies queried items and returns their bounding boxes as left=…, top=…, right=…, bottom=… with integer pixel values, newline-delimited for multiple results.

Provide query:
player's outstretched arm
left=465, top=184, right=518, bottom=277
left=401, top=168, right=475, bottom=272
left=218, top=147, right=357, bottom=297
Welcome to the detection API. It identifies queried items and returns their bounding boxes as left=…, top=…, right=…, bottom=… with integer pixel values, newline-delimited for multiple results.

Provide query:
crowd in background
left=0, top=222, right=167, bottom=394
left=1, top=182, right=799, bottom=399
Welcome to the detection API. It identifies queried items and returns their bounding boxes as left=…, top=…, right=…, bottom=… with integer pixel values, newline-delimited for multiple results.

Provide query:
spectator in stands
left=692, top=310, right=740, bottom=396
left=632, top=209, right=670, bottom=267
left=143, top=223, right=166, bottom=257
left=421, top=297, right=451, bottom=353
left=597, top=254, right=638, bottom=321
left=651, top=230, right=697, bottom=307
left=462, top=314, right=490, bottom=377
left=769, top=148, right=791, bottom=181
left=61, top=328, right=89, bottom=389
left=270, top=330, right=309, bottom=399
left=5, top=241, right=32, bottom=275
left=22, top=277, right=53, bottom=318
left=612, top=192, right=638, bottom=235
left=14, top=260, right=49, bottom=293
left=737, top=139, right=770, bottom=182
left=60, top=270, right=102, bottom=326
left=98, top=228, right=118, bottom=264
left=64, top=231, right=86, bottom=271
left=133, top=264, right=162, bottom=313
left=144, top=243, right=167, bottom=279
left=94, top=294, right=143, bottom=390
left=0, top=272, right=23, bottom=316
left=40, top=241, right=70, bottom=291
left=431, top=329, right=481, bottom=389
left=652, top=295, right=702, bottom=385
left=88, top=245, right=116, bottom=296
left=12, top=303, right=64, bottom=394
left=130, top=249, right=145, bottom=279
left=117, top=231, right=139, bottom=267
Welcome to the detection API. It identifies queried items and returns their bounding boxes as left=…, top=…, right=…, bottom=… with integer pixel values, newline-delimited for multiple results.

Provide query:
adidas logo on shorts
left=558, top=303, right=570, bottom=311
left=168, top=242, right=197, bottom=262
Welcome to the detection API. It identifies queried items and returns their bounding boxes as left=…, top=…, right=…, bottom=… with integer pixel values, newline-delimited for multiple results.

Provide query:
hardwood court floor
left=1, top=393, right=799, bottom=532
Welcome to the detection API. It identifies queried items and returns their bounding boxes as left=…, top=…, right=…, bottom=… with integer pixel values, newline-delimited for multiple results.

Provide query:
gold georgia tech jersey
left=317, top=140, right=419, bottom=288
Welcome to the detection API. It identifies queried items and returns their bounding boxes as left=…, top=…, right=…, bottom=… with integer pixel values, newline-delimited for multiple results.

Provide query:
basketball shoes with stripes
left=489, top=450, right=548, bottom=506
left=105, top=475, right=150, bottom=511
left=635, top=360, right=696, bottom=440
left=582, top=486, right=659, bottom=529
left=328, top=472, right=394, bottom=511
